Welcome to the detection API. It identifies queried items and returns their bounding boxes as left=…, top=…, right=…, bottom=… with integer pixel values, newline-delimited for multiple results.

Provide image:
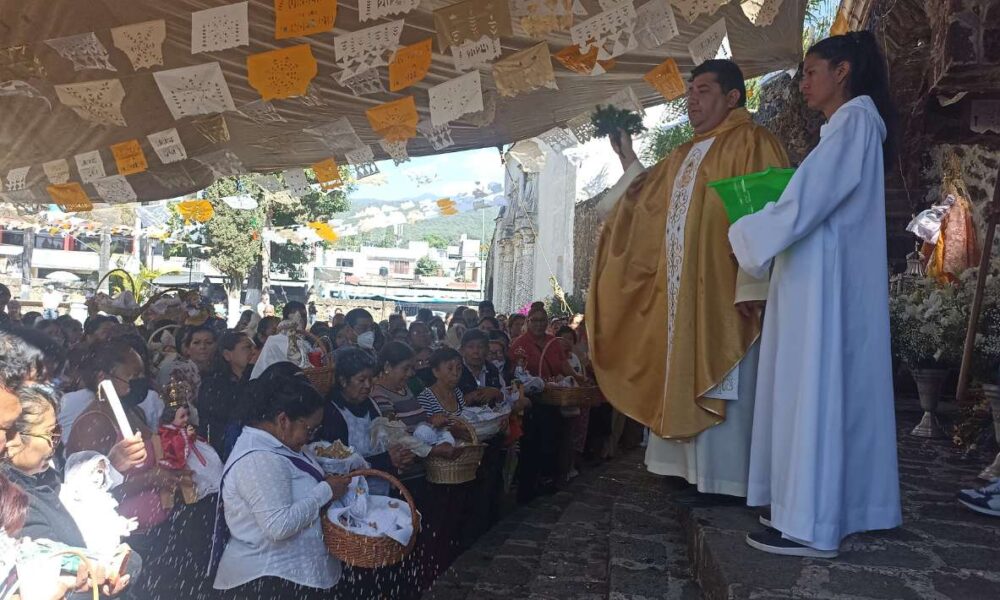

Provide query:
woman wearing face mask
left=199, top=332, right=256, bottom=459
left=319, top=349, right=416, bottom=478
left=65, top=340, right=217, bottom=600
left=3, top=384, right=138, bottom=599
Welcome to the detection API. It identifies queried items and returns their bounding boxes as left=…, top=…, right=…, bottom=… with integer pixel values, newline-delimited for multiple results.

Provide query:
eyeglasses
left=0, top=426, right=19, bottom=443
left=19, top=425, right=61, bottom=448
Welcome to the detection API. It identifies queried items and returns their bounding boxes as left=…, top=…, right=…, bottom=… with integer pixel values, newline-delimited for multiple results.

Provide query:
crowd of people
left=0, top=287, right=640, bottom=599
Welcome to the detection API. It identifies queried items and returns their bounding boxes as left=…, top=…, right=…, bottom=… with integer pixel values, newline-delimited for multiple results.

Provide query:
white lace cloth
left=325, top=476, right=415, bottom=546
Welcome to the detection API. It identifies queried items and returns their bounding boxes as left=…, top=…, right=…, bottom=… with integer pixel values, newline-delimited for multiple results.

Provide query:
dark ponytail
left=807, top=31, right=897, bottom=171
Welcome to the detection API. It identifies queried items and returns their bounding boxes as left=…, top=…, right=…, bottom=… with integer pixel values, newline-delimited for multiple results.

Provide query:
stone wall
left=572, top=194, right=605, bottom=299
left=752, top=71, right=823, bottom=166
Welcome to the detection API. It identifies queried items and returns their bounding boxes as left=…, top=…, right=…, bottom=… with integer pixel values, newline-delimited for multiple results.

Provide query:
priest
left=587, top=60, right=789, bottom=503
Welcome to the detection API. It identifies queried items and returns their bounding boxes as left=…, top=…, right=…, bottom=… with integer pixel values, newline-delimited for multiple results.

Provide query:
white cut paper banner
left=338, top=69, right=386, bottom=95
left=354, top=161, right=380, bottom=179
left=193, top=150, right=245, bottom=179
left=566, top=112, right=595, bottom=143
left=346, top=145, right=376, bottom=165
left=42, top=160, right=70, bottom=184
left=239, top=100, right=287, bottom=124
left=0, top=81, right=51, bottom=110
left=75, top=150, right=107, bottom=183
left=111, top=19, right=166, bottom=70
left=147, top=128, right=188, bottom=164
left=360, top=0, right=420, bottom=22
left=537, top=127, right=578, bottom=152
left=606, top=86, right=644, bottom=114
left=451, top=36, right=503, bottom=71
left=334, top=20, right=405, bottom=81
left=54, top=79, right=127, bottom=127
left=254, top=174, right=283, bottom=193
left=192, top=2, right=249, bottom=53
left=45, top=32, right=116, bottom=71
left=417, top=121, right=456, bottom=151
left=93, top=175, right=137, bottom=203
left=688, top=18, right=731, bottom=65
left=740, top=0, right=784, bottom=27
left=570, top=1, right=638, bottom=60
left=635, top=0, right=679, bottom=49
left=4, top=167, right=29, bottom=191
left=429, top=70, right=484, bottom=127
left=379, top=139, right=410, bottom=165
left=149, top=165, right=195, bottom=191
left=282, top=168, right=312, bottom=196
left=298, top=83, right=328, bottom=107
left=971, top=100, right=1000, bottom=134
left=306, top=118, right=366, bottom=153
left=671, top=0, right=727, bottom=23
left=154, top=62, right=236, bottom=119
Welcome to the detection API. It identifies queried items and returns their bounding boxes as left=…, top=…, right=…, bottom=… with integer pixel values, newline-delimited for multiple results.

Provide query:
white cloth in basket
left=326, top=476, right=415, bottom=546
left=189, top=439, right=223, bottom=500
left=412, top=424, right=456, bottom=451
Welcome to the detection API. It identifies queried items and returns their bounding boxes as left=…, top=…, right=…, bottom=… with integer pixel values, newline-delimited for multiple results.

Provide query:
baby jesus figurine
left=158, top=380, right=223, bottom=507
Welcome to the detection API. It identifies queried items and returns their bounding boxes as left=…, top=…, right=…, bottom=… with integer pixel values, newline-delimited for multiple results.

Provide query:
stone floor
left=423, top=402, right=1000, bottom=599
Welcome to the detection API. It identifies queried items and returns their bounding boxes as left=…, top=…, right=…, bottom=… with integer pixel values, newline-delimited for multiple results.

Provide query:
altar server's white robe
left=728, top=95, right=902, bottom=551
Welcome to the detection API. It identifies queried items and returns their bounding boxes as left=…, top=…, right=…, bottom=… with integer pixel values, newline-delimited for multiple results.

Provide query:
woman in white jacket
left=213, top=365, right=348, bottom=599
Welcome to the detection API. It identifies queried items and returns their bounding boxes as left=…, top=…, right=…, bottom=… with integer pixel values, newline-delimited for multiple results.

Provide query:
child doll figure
left=158, top=380, right=223, bottom=504
left=59, top=451, right=137, bottom=559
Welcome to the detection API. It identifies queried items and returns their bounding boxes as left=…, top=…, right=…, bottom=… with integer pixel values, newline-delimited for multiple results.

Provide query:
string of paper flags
left=0, top=0, right=785, bottom=214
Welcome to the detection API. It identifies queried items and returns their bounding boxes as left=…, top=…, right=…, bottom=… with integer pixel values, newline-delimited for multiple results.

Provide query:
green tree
left=642, top=121, right=694, bottom=164
left=415, top=256, right=440, bottom=277
left=423, top=233, right=449, bottom=249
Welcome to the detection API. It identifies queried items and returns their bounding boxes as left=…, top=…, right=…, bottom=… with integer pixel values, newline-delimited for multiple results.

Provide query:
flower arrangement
left=889, top=256, right=1000, bottom=384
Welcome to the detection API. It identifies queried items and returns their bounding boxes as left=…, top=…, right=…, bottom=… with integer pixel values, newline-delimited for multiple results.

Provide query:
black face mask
left=120, top=377, right=150, bottom=408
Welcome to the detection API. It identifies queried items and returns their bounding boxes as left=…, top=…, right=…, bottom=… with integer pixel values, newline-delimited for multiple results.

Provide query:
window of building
left=336, top=258, right=354, bottom=268
left=390, top=259, right=409, bottom=275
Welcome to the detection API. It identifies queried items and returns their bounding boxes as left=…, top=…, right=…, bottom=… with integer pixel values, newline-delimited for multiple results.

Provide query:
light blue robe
left=728, top=95, right=902, bottom=551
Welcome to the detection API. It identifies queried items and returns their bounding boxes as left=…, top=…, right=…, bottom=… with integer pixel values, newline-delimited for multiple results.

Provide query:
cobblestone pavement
left=424, top=405, right=1000, bottom=600
left=422, top=450, right=702, bottom=600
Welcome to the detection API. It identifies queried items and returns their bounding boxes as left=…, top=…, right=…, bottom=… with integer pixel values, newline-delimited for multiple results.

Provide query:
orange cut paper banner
left=47, top=183, right=93, bottom=212
left=247, top=44, right=319, bottom=101
left=366, top=96, right=418, bottom=142
left=829, top=8, right=849, bottom=35
left=275, top=0, right=337, bottom=39
left=553, top=44, right=615, bottom=75
left=389, top=38, right=432, bottom=92
left=644, top=58, right=686, bottom=101
left=111, top=139, right=149, bottom=176
left=312, top=158, right=343, bottom=190
left=177, top=199, right=214, bottom=223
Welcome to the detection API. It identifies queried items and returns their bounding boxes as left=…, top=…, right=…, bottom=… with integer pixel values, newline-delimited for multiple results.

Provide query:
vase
left=911, top=368, right=948, bottom=438
left=978, top=383, right=1000, bottom=480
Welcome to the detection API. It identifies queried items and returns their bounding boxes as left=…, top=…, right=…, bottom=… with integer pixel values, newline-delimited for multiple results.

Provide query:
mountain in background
left=341, top=189, right=502, bottom=246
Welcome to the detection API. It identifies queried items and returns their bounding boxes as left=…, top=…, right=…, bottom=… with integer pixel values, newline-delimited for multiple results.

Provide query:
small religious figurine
left=158, top=379, right=223, bottom=507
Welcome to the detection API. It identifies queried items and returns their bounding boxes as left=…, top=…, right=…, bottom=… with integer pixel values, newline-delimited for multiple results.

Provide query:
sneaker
left=745, top=530, right=839, bottom=558
left=758, top=509, right=773, bottom=529
left=957, top=479, right=1000, bottom=517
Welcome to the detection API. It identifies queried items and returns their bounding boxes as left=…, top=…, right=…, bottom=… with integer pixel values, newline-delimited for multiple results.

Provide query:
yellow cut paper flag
left=111, top=139, right=148, bottom=176
left=312, top=158, right=343, bottom=190
left=389, top=39, right=433, bottom=92
left=47, top=183, right=93, bottom=212
left=366, top=96, right=418, bottom=142
left=308, top=221, right=338, bottom=241
left=829, top=8, right=849, bottom=35
left=247, top=44, right=318, bottom=101
left=177, top=199, right=215, bottom=223
left=275, top=0, right=337, bottom=40
left=644, top=58, right=686, bottom=101
left=553, top=44, right=615, bottom=75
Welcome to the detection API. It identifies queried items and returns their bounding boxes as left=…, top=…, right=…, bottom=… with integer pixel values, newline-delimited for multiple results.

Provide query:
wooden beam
left=956, top=164, right=1000, bottom=404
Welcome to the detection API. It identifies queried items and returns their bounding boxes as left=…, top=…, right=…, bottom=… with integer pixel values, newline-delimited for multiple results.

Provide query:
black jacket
left=198, top=368, right=249, bottom=459
left=2, top=464, right=86, bottom=548
left=458, top=362, right=503, bottom=396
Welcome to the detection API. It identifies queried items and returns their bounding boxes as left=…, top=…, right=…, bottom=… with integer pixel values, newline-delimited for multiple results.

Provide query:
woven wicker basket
left=321, top=468, right=419, bottom=568
left=301, top=331, right=335, bottom=396
left=425, top=418, right=485, bottom=485
left=538, top=385, right=603, bottom=407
